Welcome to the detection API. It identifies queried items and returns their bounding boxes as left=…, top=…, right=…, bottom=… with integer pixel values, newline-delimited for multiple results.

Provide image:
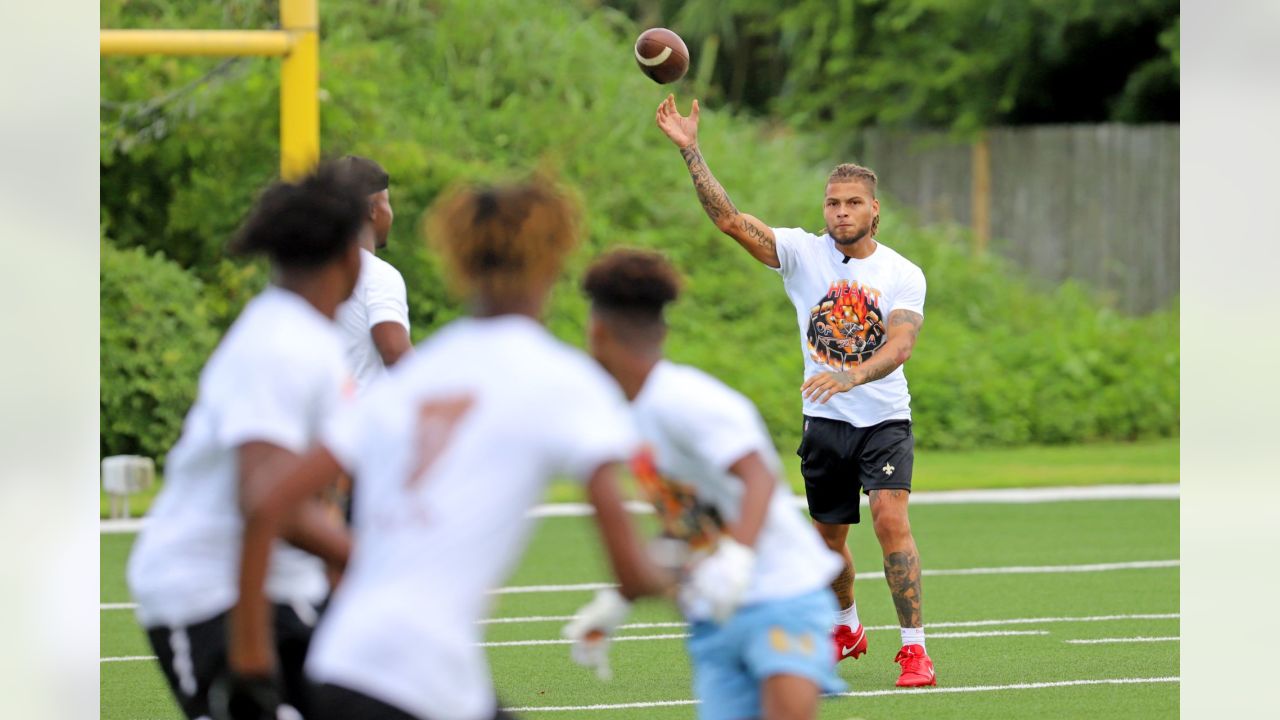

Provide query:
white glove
left=681, top=537, right=756, bottom=624
left=561, top=588, right=632, bottom=681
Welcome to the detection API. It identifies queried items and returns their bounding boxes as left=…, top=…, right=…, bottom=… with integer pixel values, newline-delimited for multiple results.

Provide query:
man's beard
left=828, top=223, right=870, bottom=246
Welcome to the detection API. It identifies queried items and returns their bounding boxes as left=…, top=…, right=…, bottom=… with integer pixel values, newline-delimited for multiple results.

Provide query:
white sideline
left=99, top=560, right=1179, bottom=611
left=478, top=628, right=1049, bottom=649
left=100, top=656, right=157, bottom=663
left=1065, top=636, right=1180, bottom=644
left=99, top=483, right=1179, bottom=533
left=487, top=559, right=1178, bottom=593
left=522, top=612, right=1179, bottom=632
left=99, top=609, right=1184, bottom=630
left=99, top=628, right=1053, bottom=661
left=100, top=613, right=1179, bottom=661
left=501, top=676, right=1181, bottom=712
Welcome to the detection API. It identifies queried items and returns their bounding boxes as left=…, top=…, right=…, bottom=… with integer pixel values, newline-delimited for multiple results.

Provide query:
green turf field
left=101, top=495, right=1178, bottom=719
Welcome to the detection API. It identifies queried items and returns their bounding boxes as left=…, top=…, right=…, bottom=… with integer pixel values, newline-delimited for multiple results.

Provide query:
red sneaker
left=893, top=644, right=936, bottom=687
left=833, top=623, right=868, bottom=663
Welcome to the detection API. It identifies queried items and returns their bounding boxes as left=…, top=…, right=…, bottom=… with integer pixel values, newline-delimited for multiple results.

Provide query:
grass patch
left=542, top=438, right=1178, bottom=503
left=101, top=498, right=1179, bottom=719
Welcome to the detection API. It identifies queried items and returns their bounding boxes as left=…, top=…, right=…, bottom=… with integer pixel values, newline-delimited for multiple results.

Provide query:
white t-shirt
left=772, top=228, right=927, bottom=427
left=336, top=248, right=410, bottom=391
left=127, top=287, right=345, bottom=629
left=631, top=361, right=841, bottom=620
left=305, top=315, right=637, bottom=720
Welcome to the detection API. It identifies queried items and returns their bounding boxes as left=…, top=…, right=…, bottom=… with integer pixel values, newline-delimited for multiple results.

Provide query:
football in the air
left=634, top=28, right=690, bottom=84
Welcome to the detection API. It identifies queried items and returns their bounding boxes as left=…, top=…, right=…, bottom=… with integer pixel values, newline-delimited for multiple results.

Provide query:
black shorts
left=145, top=602, right=318, bottom=720
left=797, top=416, right=914, bottom=525
left=310, top=683, right=520, bottom=720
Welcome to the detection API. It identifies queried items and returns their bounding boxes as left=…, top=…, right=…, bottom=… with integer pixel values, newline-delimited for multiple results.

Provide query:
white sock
left=900, top=626, right=925, bottom=649
left=836, top=602, right=860, bottom=628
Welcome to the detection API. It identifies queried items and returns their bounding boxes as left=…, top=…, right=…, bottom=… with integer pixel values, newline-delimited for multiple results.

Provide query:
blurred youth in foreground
left=226, top=177, right=671, bottom=720
left=569, top=249, right=845, bottom=720
left=126, top=162, right=366, bottom=719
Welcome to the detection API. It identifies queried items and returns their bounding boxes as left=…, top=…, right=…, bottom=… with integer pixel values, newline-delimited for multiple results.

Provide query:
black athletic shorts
left=146, top=602, right=319, bottom=720
left=310, top=683, right=520, bottom=720
left=797, top=416, right=914, bottom=525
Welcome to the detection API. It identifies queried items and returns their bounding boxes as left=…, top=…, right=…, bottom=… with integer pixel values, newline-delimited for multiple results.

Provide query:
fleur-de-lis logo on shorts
left=882, top=462, right=895, bottom=476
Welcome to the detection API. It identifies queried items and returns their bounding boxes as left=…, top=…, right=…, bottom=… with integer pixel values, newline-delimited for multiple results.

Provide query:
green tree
left=100, top=241, right=219, bottom=464
left=606, top=0, right=1178, bottom=137
left=100, top=0, right=1178, bottom=455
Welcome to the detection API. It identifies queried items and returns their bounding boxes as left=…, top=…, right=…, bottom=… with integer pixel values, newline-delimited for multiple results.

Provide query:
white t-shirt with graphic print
left=771, top=228, right=926, bottom=428
left=336, top=248, right=410, bottom=392
left=127, top=287, right=344, bottom=629
left=631, top=360, right=842, bottom=621
left=304, top=315, right=638, bottom=720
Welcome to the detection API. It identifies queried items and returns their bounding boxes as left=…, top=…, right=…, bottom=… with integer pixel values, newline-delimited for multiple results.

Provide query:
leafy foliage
left=608, top=0, right=1179, bottom=139
left=100, top=0, right=1177, bottom=455
left=100, top=241, right=219, bottom=464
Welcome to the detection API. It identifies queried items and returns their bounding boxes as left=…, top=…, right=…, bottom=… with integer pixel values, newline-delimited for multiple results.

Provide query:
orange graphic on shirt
left=805, top=279, right=886, bottom=370
left=629, top=447, right=722, bottom=553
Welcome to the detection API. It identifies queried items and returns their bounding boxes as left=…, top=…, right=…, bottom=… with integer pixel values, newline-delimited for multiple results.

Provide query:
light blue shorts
left=687, top=588, right=845, bottom=720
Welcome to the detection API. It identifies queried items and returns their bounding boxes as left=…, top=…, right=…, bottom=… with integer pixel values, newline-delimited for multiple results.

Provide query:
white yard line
left=834, top=675, right=1181, bottom=699
left=928, top=630, right=1048, bottom=638
left=495, top=559, right=1180, bottom=595
left=924, top=559, right=1178, bottom=576
left=479, top=629, right=1048, bottom=648
left=502, top=676, right=1181, bottom=712
left=480, top=633, right=691, bottom=648
left=1065, top=636, right=1180, bottom=644
left=490, top=612, right=1179, bottom=632
left=919, top=612, right=1179, bottom=628
left=99, top=484, right=1179, bottom=534
left=100, top=627, right=1053, bottom=661
left=490, top=582, right=615, bottom=595
left=100, top=559, right=1179, bottom=611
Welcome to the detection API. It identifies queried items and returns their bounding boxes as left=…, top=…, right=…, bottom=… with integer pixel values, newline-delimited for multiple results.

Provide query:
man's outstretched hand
left=656, top=94, right=699, bottom=149
left=802, top=371, right=859, bottom=404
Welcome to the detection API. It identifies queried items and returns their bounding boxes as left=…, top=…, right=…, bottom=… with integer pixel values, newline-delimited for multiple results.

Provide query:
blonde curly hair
left=426, top=176, right=580, bottom=301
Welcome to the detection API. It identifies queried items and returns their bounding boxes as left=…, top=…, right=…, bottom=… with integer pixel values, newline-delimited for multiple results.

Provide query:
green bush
left=101, top=241, right=219, bottom=465
left=100, top=0, right=1178, bottom=454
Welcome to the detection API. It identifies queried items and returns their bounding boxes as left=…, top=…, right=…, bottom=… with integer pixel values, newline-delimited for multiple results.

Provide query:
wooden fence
left=860, top=124, right=1179, bottom=314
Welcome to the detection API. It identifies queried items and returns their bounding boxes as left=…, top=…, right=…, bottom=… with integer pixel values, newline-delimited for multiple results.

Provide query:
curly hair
left=583, top=249, right=681, bottom=314
left=426, top=176, right=580, bottom=301
left=583, top=249, right=682, bottom=343
left=229, top=160, right=367, bottom=269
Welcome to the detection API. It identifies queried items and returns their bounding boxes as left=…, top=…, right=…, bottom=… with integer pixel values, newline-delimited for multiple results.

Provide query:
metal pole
left=279, top=0, right=320, bottom=180
left=100, top=29, right=294, bottom=56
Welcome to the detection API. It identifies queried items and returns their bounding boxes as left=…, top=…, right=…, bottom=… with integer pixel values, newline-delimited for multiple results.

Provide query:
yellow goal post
left=100, top=0, right=320, bottom=181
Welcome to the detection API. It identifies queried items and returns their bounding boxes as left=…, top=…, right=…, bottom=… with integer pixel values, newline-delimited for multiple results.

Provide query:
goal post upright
left=100, top=0, right=320, bottom=180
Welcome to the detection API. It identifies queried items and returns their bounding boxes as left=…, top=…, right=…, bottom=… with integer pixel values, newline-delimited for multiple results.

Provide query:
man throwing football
left=655, top=95, right=935, bottom=687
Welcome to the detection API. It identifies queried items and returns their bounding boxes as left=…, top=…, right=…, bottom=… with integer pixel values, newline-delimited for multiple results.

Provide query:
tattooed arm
left=802, top=309, right=924, bottom=404
left=655, top=95, right=779, bottom=268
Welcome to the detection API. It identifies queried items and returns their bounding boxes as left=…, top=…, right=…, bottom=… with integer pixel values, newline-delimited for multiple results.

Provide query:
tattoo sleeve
left=856, top=309, right=923, bottom=385
left=883, top=550, right=923, bottom=628
left=740, top=216, right=775, bottom=252
left=680, top=144, right=739, bottom=225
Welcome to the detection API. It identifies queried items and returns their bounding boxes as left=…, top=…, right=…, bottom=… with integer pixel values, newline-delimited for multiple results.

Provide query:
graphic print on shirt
left=805, top=279, right=886, bottom=370
left=630, top=446, right=722, bottom=555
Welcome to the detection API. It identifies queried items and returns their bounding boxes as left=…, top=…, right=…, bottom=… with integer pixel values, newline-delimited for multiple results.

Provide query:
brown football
left=634, top=28, right=690, bottom=85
